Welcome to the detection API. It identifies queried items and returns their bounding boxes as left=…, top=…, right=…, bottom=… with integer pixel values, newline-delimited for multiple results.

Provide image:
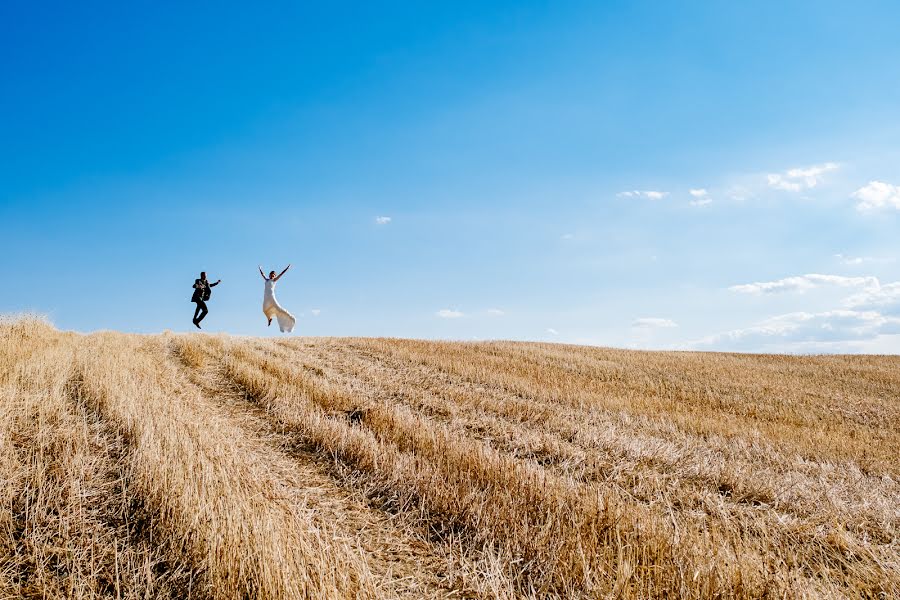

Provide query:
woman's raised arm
left=274, top=264, right=291, bottom=281
left=258, top=266, right=267, bottom=280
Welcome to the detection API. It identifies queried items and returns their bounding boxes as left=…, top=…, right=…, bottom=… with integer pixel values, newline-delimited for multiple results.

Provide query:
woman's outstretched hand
left=274, top=264, right=291, bottom=281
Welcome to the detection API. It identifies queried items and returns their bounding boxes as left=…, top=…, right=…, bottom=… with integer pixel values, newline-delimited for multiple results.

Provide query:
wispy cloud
left=833, top=254, right=893, bottom=266
left=375, top=216, right=392, bottom=225
left=617, top=190, right=669, bottom=200
left=845, top=282, right=900, bottom=314
left=766, top=162, right=838, bottom=192
left=701, top=272, right=900, bottom=351
left=546, top=328, right=558, bottom=335
left=729, top=274, right=879, bottom=295
left=835, top=253, right=869, bottom=266
left=727, top=273, right=900, bottom=315
left=436, top=309, right=463, bottom=318
left=694, top=310, right=900, bottom=351
left=632, top=317, right=678, bottom=328
left=487, top=308, right=505, bottom=316
left=851, top=181, right=900, bottom=212
left=728, top=185, right=752, bottom=201
left=688, top=188, right=712, bottom=206
left=561, top=233, right=575, bottom=240
left=310, top=309, right=321, bottom=316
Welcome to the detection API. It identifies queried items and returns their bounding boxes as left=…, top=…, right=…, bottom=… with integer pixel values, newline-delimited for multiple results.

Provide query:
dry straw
left=1, top=318, right=897, bottom=599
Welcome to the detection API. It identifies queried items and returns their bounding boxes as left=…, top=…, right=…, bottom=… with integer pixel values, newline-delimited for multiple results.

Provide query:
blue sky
left=3, top=1, right=900, bottom=352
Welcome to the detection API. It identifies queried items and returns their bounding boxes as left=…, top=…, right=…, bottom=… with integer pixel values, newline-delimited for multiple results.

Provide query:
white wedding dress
left=263, top=278, right=296, bottom=333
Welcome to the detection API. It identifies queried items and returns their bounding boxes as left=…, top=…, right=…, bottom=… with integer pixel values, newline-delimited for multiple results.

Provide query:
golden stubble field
left=1, top=316, right=898, bottom=599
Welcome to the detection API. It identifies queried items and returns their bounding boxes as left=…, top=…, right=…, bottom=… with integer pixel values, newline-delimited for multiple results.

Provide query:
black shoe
left=194, top=320, right=201, bottom=329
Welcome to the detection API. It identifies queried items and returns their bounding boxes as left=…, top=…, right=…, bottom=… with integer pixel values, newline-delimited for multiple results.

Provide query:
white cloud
left=766, top=162, right=838, bottom=192
left=728, top=185, right=752, bottom=201
left=845, top=282, right=900, bottom=315
left=729, top=274, right=879, bottom=295
left=835, top=253, right=868, bottom=266
left=851, top=181, right=900, bottom=212
left=487, top=308, right=505, bottom=316
left=546, top=328, right=559, bottom=335
left=711, top=268, right=900, bottom=352
left=766, top=175, right=802, bottom=192
left=632, top=317, right=678, bottom=328
left=310, top=309, right=321, bottom=316
left=694, top=310, right=900, bottom=351
left=617, top=190, right=669, bottom=200
left=688, top=188, right=712, bottom=207
left=730, top=272, right=900, bottom=315
left=561, top=233, right=575, bottom=240
left=375, top=216, right=392, bottom=225
left=833, top=254, right=893, bottom=266
left=436, top=309, right=463, bottom=319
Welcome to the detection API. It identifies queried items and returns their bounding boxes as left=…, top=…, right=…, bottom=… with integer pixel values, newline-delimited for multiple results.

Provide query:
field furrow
left=170, top=334, right=474, bottom=599
left=214, top=337, right=853, bottom=598
left=332, top=338, right=899, bottom=533
left=264, top=337, right=898, bottom=596
left=375, top=339, right=900, bottom=474
left=74, top=333, right=380, bottom=599
left=277, top=338, right=899, bottom=540
left=1, top=321, right=189, bottom=599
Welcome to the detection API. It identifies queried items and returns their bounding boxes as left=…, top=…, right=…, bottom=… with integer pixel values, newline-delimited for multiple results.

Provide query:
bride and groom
left=191, top=264, right=296, bottom=332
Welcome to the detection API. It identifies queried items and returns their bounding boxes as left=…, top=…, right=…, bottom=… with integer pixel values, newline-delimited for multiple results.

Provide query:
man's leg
left=196, top=300, right=209, bottom=323
left=193, top=302, right=203, bottom=322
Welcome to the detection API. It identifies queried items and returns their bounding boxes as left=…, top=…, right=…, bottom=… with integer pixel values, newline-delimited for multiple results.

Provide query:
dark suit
left=191, top=278, right=219, bottom=324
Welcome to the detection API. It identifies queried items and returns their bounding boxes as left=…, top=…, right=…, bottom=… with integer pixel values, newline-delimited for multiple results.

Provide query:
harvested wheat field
left=1, top=317, right=898, bottom=599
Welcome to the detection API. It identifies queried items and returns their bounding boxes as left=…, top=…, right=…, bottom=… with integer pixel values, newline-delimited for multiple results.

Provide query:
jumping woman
left=259, top=264, right=296, bottom=333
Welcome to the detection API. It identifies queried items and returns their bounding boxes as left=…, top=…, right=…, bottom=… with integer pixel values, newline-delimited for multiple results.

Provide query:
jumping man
left=191, top=271, right=221, bottom=329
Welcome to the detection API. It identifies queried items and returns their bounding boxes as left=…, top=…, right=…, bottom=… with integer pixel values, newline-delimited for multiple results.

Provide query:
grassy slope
left=1, top=318, right=898, bottom=599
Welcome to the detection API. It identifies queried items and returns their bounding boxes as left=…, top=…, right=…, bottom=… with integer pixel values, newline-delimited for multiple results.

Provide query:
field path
left=167, top=336, right=474, bottom=599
